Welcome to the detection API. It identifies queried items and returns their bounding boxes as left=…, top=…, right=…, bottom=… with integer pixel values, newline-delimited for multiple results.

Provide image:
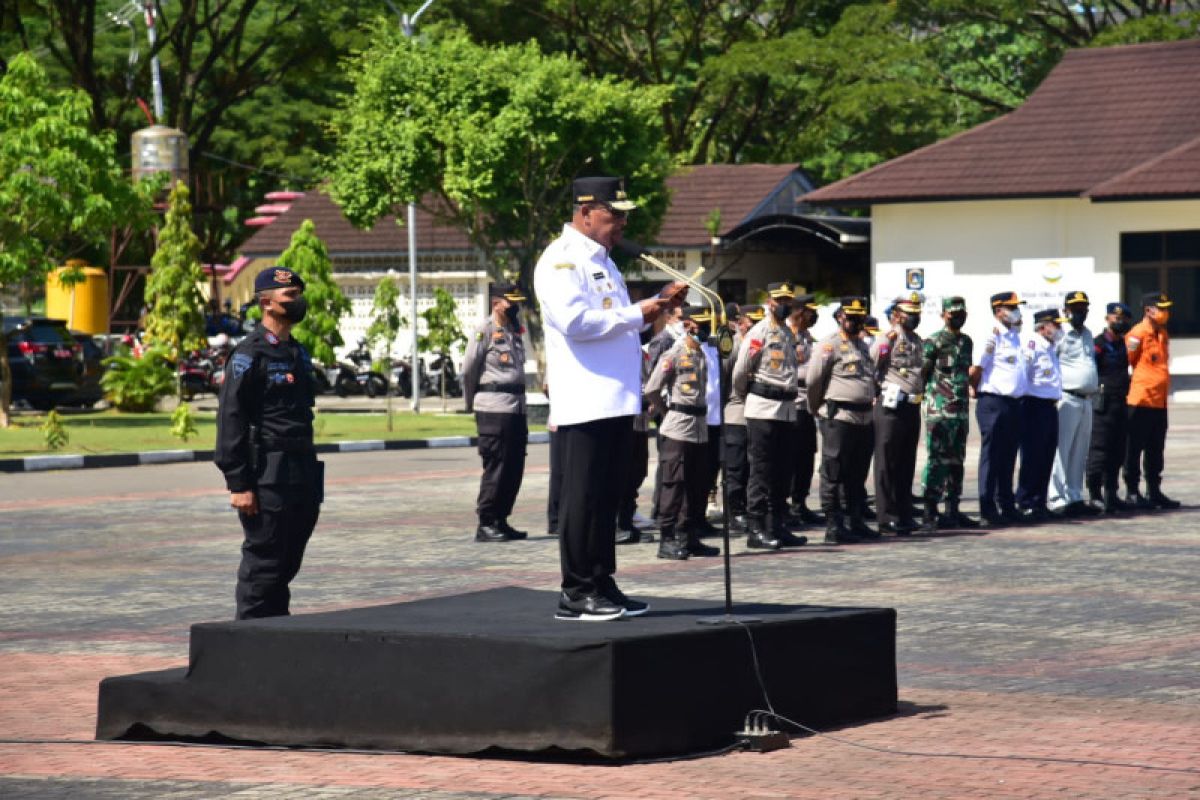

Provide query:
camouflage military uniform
left=920, top=326, right=973, bottom=504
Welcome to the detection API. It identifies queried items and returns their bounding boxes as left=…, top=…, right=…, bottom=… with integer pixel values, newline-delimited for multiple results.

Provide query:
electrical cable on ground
left=730, top=619, right=1200, bottom=775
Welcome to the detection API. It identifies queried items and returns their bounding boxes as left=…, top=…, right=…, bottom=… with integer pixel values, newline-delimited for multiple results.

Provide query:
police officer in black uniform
left=1086, top=302, right=1133, bottom=513
left=215, top=266, right=324, bottom=620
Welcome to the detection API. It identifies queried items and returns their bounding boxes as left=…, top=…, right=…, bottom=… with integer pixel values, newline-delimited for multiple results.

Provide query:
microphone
left=614, top=239, right=649, bottom=259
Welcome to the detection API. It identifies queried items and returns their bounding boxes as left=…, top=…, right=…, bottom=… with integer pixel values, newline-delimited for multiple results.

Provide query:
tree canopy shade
left=326, top=27, right=674, bottom=291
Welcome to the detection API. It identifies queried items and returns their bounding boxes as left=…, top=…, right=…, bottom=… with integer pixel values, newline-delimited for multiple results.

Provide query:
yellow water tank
left=45, top=260, right=109, bottom=334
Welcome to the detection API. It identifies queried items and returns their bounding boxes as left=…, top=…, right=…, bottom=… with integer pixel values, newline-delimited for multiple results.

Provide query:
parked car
left=70, top=331, right=106, bottom=408
left=2, top=317, right=82, bottom=410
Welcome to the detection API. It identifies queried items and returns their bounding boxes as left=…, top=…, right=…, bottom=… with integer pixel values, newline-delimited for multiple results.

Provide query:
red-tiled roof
left=803, top=39, right=1200, bottom=206
left=239, top=190, right=474, bottom=256
left=240, top=164, right=804, bottom=256
left=655, top=163, right=800, bottom=246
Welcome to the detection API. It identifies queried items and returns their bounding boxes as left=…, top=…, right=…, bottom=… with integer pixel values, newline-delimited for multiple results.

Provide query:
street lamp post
left=396, top=0, right=437, bottom=413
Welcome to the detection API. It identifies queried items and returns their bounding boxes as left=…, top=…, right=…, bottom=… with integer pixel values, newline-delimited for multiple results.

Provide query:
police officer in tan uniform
left=787, top=292, right=823, bottom=526
left=732, top=282, right=808, bottom=550
left=463, top=281, right=529, bottom=542
left=723, top=305, right=761, bottom=533
left=871, top=292, right=926, bottom=534
left=807, top=297, right=879, bottom=544
left=644, top=306, right=722, bottom=560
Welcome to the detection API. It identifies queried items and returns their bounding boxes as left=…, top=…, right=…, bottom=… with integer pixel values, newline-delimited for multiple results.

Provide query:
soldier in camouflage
left=919, top=296, right=978, bottom=532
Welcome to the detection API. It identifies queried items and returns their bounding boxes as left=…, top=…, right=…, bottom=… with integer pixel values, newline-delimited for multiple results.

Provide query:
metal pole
left=144, top=1, right=164, bottom=122
left=399, top=0, right=436, bottom=412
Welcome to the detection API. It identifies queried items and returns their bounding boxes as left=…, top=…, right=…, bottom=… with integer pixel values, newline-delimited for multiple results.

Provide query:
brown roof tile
left=1087, top=133, right=1200, bottom=200
left=803, top=39, right=1200, bottom=205
left=654, top=163, right=801, bottom=246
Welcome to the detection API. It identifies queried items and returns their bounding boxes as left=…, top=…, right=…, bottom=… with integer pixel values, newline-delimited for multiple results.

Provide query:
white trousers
left=1049, top=393, right=1093, bottom=508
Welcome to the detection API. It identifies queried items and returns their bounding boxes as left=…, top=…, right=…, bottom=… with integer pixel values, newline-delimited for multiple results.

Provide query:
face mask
left=772, top=304, right=792, bottom=322
left=1001, top=306, right=1022, bottom=327
left=695, top=325, right=711, bottom=341
left=1069, top=311, right=1087, bottom=328
left=1051, top=327, right=1065, bottom=343
left=504, top=304, right=520, bottom=323
left=1156, top=310, right=1171, bottom=325
left=843, top=318, right=864, bottom=336
left=279, top=296, right=308, bottom=323
left=902, top=315, right=920, bottom=331
left=1110, top=318, right=1131, bottom=335
left=688, top=332, right=705, bottom=346
left=947, top=312, right=966, bottom=330
left=667, top=320, right=684, bottom=337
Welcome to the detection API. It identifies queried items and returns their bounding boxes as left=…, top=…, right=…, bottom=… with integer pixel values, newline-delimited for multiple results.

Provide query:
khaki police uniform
left=788, top=319, right=820, bottom=518
left=732, top=300, right=798, bottom=546
left=463, top=306, right=528, bottom=535
left=807, top=326, right=876, bottom=527
left=871, top=310, right=925, bottom=529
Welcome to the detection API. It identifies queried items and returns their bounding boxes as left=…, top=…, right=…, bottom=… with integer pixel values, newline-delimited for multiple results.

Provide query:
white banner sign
left=1010, top=257, right=1095, bottom=313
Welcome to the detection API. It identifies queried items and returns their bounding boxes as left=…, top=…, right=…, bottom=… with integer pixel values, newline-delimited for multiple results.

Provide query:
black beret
left=254, top=266, right=305, bottom=293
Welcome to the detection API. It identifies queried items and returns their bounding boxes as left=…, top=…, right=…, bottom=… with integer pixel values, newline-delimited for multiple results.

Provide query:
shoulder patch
left=230, top=353, right=253, bottom=379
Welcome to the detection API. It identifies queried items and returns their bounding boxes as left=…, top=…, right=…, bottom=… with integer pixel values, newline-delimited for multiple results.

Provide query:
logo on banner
left=905, top=268, right=924, bottom=290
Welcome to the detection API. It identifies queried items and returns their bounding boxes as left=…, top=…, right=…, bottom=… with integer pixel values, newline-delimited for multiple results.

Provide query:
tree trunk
left=0, top=347, right=12, bottom=428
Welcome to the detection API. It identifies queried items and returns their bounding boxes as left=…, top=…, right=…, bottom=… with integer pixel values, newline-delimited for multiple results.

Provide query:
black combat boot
left=685, top=525, right=721, bottom=557
left=1148, top=483, right=1181, bottom=510
left=791, top=500, right=825, bottom=525
left=918, top=500, right=938, bottom=534
left=1126, top=485, right=1153, bottom=510
left=822, top=513, right=858, bottom=545
left=945, top=498, right=979, bottom=529
left=745, top=517, right=781, bottom=550
left=475, top=522, right=510, bottom=542
left=770, top=512, right=808, bottom=547
left=1103, top=484, right=1131, bottom=513
left=656, top=527, right=689, bottom=560
left=497, top=519, right=527, bottom=540
left=729, top=512, right=752, bottom=534
left=846, top=512, right=880, bottom=540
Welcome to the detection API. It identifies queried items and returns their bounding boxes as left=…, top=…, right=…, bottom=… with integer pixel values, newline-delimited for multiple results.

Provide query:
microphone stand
left=621, top=243, right=759, bottom=625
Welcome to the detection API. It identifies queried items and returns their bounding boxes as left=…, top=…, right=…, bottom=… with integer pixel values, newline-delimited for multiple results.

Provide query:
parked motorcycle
left=389, top=357, right=432, bottom=398
left=178, top=346, right=226, bottom=400
left=336, top=340, right=388, bottom=398
left=425, top=352, right=462, bottom=398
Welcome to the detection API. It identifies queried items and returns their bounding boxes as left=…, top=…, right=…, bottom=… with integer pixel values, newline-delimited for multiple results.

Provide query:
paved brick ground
left=1, top=406, right=1199, bottom=798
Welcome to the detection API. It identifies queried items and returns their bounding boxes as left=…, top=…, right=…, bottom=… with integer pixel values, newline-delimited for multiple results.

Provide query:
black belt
left=668, top=402, right=707, bottom=416
left=828, top=400, right=873, bottom=413
left=979, top=392, right=1018, bottom=402
left=748, top=382, right=797, bottom=402
left=1065, top=389, right=1090, bottom=399
left=260, top=436, right=315, bottom=454
left=479, top=382, right=525, bottom=394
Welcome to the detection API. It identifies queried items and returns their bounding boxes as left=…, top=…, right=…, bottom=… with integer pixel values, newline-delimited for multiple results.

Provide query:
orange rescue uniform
left=1125, top=319, right=1169, bottom=409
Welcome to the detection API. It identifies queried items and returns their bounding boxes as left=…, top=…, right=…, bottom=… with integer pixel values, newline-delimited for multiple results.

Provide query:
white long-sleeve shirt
left=534, top=225, right=644, bottom=426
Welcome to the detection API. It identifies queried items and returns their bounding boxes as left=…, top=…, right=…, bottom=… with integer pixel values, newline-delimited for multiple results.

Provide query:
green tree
left=365, top=275, right=405, bottom=430
left=0, top=53, right=153, bottom=427
left=143, top=181, right=208, bottom=363
left=327, top=27, right=673, bottom=294
left=277, top=219, right=351, bottom=366
left=418, top=287, right=466, bottom=412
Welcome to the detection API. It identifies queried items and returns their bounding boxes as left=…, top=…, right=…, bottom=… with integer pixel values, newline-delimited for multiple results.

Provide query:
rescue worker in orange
left=1123, top=292, right=1181, bottom=509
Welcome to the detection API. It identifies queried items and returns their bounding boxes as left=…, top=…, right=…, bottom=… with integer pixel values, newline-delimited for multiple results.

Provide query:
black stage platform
left=97, top=587, right=896, bottom=760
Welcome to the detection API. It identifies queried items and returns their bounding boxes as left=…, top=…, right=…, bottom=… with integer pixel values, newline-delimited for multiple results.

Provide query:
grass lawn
left=0, top=409, right=527, bottom=457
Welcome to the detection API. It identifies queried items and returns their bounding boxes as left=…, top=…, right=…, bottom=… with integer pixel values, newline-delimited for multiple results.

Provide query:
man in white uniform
left=534, top=176, right=683, bottom=621
left=1049, top=291, right=1099, bottom=516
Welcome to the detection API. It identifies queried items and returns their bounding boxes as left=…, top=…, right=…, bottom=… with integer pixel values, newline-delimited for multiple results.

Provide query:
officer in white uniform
left=1016, top=308, right=1065, bottom=520
left=970, top=291, right=1031, bottom=526
left=1048, top=291, right=1099, bottom=516
left=534, top=176, right=683, bottom=622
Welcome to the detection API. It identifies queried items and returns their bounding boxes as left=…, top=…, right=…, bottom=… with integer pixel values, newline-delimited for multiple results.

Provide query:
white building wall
left=871, top=198, right=1200, bottom=399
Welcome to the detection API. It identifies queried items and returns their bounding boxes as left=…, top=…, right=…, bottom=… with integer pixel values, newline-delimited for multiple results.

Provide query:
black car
left=2, top=317, right=83, bottom=410
left=70, top=331, right=106, bottom=408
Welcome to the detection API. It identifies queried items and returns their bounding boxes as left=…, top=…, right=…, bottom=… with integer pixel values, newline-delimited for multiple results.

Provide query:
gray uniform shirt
left=732, top=318, right=798, bottom=422
left=870, top=326, right=925, bottom=398
left=1056, top=325, right=1098, bottom=395
left=790, top=325, right=815, bottom=411
left=644, top=338, right=708, bottom=443
left=723, top=331, right=746, bottom=426
left=462, top=316, right=526, bottom=414
left=806, top=331, right=876, bottom=425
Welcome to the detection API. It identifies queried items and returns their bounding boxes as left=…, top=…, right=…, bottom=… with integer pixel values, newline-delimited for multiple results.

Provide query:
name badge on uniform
left=1006, top=356, right=1016, bottom=364
left=846, top=362, right=858, bottom=374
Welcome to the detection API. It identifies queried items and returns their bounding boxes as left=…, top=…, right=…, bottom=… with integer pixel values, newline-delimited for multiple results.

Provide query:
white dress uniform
left=1049, top=322, right=1098, bottom=510
left=973, top=319, right=1030, bottom=518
